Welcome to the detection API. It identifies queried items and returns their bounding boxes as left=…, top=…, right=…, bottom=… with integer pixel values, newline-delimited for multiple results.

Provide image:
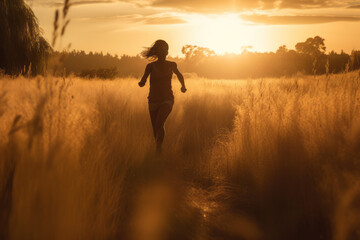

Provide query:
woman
left=138, top=40, right=187, bottom=153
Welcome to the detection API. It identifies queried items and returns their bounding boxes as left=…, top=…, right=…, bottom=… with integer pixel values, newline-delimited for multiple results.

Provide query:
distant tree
left=241, top=45, right=253, bottom=54
left=295, top=36, right=326, bottom=56
left=276, top=45, right=288, bottom=55
left=0, top=0, right=52, bottom=75
left=182, top=45, right=215, bottom=62
left=350, top=50, right=360, bottom=70
left=328, top=50, right=350, bottom=73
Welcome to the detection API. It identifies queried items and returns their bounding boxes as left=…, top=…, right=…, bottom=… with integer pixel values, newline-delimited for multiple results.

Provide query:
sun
left=187, top=13, right=262, bottom=54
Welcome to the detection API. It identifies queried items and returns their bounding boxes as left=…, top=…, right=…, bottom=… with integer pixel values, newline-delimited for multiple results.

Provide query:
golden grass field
left=1, top=72, right=360, bottom=240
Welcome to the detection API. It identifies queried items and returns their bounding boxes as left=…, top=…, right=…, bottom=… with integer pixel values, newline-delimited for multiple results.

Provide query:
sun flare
left=187, top=14, right=261, bottom=54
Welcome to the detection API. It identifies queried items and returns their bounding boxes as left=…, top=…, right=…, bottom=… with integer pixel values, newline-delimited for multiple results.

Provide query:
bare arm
left=173, top=63, right=186, bottom=93
left=138, top=64, right=151, bottom=87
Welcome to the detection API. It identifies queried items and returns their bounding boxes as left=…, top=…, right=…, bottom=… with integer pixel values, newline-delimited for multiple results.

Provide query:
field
left=1, top=72, right=360, bottom=240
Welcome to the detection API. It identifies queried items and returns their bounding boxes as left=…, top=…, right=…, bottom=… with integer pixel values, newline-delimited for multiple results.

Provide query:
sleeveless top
left=148, top=61, right=175, bottom=103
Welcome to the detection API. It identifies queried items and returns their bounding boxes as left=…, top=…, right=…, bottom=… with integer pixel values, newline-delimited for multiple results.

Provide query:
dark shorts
left=148, top=100, right=174, bottom=112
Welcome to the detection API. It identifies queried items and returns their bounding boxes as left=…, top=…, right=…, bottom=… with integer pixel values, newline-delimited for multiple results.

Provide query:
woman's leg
left=149, top=109, right=158, bottom=140
left=154, top=103, right=173, bottom=152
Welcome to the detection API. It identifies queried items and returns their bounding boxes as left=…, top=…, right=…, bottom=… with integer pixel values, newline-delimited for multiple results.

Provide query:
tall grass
left=1, top=72, right=360, bottom=239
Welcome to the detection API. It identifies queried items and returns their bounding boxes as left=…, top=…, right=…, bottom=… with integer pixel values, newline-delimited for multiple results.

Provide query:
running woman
left=138, top=40, right=187, bottom=153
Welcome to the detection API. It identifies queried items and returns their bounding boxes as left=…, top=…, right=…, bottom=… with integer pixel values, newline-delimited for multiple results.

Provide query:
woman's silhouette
left=139, top=40, right=187, bottom=153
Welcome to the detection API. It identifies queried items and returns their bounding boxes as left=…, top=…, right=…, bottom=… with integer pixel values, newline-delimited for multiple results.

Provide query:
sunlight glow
left=187, top=14, right=263, bottom=54
left=29, top=1, right=360, bottom=56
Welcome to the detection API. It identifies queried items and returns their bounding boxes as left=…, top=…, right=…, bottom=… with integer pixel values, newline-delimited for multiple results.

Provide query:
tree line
left=179, top=36, right=360, bottom=78
left=56, top=37, right=360, bottom=79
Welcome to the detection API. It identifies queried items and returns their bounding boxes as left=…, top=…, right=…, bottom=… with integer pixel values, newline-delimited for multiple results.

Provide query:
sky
left=26, top=0, right=360, bottom=57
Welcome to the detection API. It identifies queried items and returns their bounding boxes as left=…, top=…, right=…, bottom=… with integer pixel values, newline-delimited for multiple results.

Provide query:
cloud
left=150, top=0, right=360, bottom=12
left=80, top=13, right=186, bottom=25
left=125, top=14, right=187, bottom=25
left=241, top=14, right=360, bottom=25
left=71, top=0, right=115, bottom=5
left=144, top=15, right=187, bottom=24
left=32, top=0, right=116, bottom=7
left=151, top=0, right=258, bottom=13
left=30, top=0, right=360, bottom=13
left=348, top=4, right=360, bottom=8
left=276, top=0, right=330, bottom=9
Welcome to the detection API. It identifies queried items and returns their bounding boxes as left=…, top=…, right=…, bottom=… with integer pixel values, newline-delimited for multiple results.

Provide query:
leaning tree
left=0, top=0, right=52, bottom=75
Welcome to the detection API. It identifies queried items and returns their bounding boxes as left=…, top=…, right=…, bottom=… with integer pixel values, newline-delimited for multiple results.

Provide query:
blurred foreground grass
left=1, top=72, right=360, bottom=240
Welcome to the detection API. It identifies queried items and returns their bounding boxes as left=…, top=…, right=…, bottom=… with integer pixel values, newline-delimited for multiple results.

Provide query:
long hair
left=141, top=40, right=169, bottom=61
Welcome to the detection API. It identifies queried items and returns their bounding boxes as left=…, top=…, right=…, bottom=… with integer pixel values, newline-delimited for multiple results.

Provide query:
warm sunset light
left=186, top=14, right=250, bottom=54
left=1, top=1, right=360, bottom=240
left=26, top=0, right=360, bottom=56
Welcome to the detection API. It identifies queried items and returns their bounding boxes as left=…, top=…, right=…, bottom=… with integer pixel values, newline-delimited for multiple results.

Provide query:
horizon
left=27, top=0, right=360, bottom=57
